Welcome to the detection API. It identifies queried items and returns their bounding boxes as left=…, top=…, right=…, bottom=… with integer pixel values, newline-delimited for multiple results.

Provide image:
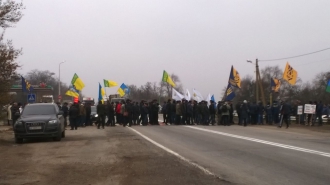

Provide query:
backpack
left=221, top=105, right=228, bottom=112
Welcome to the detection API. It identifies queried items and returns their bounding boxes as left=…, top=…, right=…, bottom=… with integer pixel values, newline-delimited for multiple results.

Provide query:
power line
left=259, top=47, right=330, bottom=62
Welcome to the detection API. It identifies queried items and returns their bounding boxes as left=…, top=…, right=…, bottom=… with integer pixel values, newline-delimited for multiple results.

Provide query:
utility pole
left=255, top=59, right=259, bottom=103
left=255, top=59, right=266, bottom=106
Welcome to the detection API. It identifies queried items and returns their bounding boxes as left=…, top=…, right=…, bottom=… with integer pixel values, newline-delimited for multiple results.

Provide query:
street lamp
left=58, top=61, right=66, bottom=103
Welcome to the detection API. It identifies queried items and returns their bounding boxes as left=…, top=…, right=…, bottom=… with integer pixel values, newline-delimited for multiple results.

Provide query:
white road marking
left=186, top=126, right=330, bottom=158
left=128, top=127, right=216, bottom=177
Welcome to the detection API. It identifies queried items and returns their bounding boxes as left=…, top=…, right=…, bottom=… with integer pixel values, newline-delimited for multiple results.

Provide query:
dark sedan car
left=14, top=103, right=65, bottom=144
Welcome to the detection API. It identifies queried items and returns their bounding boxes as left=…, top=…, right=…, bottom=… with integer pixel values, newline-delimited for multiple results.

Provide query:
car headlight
left=48, top=120, right=58, bottom=124
left=15, top=121, right=23, bottom=126
left=95, top=114, right=98, bottom=117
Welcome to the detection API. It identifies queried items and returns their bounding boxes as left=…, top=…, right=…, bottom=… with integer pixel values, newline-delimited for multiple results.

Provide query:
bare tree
left=0, top=0, right=24, bottom=106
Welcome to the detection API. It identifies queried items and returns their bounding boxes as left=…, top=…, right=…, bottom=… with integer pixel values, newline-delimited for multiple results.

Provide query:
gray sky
left=6, top=0, right=330, bottom=101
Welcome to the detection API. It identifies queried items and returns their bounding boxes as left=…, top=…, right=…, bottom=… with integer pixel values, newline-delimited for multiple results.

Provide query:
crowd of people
left=4, top=99, right=329, bottom=130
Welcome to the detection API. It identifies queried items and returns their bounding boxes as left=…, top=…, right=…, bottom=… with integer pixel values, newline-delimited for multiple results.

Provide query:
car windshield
left=91, top=106, right=96, bottom=112
left=22, top=105, right=56, bottom=116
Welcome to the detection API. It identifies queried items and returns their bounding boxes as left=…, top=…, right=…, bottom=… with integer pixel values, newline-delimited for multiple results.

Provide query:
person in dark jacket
left=171, top=100, right=176, bottom=124
left=209, top=100, right=216, bottom=125
left=133, top=102, right=140, bottom=125
left=141, top=102, right=149, bottom=126
left=193, top=101, right=198, bottom=124
left=84, top=103, right=91, bottom=126
left=124, top=99, right=133, bottom=127
left=69, top=103, right=79, bottom=130
left=181, top=99, right=187, bottom=125
left=236, top=102, right=242, bottom=125
left=97, top=101, right=106, bottom=129
left=138, top=100, right=145, bottom=124
left=107, top=102, right=115, bottom=126
left=272, top=101, right=280, bottom=124
left=241, top=100, right=249, bottom=127
left=186, top=101, right=193, bottom=125
left=229, top=101, right=234, bottom=124
left=161, top=101, right=167, bottom=123
left=265, top=102, right=272, bottom=124
left=316, top=101, right=323, bottom=126
left=62, top=102, right=69, bottom=127
left=279, top=100, right=290, bottom=128
left=11, top=102, right=20, bottom=129
left=257, top=102, right=264, bottom=125
left=166, top=99, right=172, bottom=125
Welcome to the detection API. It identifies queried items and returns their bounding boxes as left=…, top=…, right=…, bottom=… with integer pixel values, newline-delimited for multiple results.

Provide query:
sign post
left=27, top=94, right=36, bottom=103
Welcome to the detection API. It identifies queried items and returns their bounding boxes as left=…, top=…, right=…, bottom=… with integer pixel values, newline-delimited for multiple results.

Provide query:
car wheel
left=61, top=130, right=65, bottom=138
left=15, top=138, right=23, bottom=144
left=53, top=132, right=62, bottom=141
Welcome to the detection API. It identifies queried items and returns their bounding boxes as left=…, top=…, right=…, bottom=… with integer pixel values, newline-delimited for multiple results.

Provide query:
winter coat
left=97, top=104, right=106, bottom=116
left=69, top=105, right=79, bottom=118
left=240, top=103, right=249, bottom=118
left=85, top=105, right=91, bottom=116
left=116, top=103, right=122, bottom=114
left=281, top=103, right=290, bottom=115
left=187, top=104, right=193, bottom=116
left=209, top=104, right=216, bottom=115
left=176, top=104, right=182, bottom=116
left=221, top=104, right=230, bottom=116
left=62, top=105, right=69, bottom=117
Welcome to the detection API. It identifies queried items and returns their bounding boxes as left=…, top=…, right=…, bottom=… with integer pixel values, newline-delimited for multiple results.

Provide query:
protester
left=7, top=103, right=12, bottom=126
left=69, top=103, right=79, bottom=130
left=62, top=102, right=69, bottom=127
left=97, top=101, right=106, bottom=129
left=221, top=101, right=231, bottom=126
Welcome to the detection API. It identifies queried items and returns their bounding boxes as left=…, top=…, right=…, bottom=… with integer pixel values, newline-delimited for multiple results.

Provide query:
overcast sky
left=5, top=0, right=330, bottom=101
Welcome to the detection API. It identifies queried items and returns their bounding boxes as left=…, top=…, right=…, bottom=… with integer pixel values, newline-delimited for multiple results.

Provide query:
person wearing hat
left=240, top=100, right=249, bottom=127
left=221, top=101, right=231, bottom=126
left=62, top=102, right=69, bottom=127
left=272, top=101, right=280, bottom=125
left=124, top=99, right=133, bottom=127
left=209, top=100, right=216, bottom=125
left=175, top=100, right=182, bottom=125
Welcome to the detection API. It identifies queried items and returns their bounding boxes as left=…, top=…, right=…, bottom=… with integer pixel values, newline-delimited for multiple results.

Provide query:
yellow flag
left=117, top=88, right=125, bottom=97
left=162, top=70, right=176, bottom=87
left=104, top=79, right=118, bottom=87
left=283, top=62, right=298, bottom=85
left=65, top=90, right=79, bottom=97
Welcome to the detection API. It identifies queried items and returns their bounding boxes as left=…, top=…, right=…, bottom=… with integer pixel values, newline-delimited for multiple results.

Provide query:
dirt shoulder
left=0, top=126, right=224, bottom=185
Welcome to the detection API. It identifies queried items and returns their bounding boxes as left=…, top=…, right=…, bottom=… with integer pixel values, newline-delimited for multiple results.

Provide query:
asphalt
left=131, top=124, right=330, bottom=185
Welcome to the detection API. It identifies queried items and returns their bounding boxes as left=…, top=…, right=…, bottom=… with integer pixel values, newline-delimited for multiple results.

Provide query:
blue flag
left=228, top=65, right=241, bottom=89
left=225, top=84, right=236, bottom=101
left=21, top=76, right=33, bottom=92
left=211, top=95, right=216, bottom=108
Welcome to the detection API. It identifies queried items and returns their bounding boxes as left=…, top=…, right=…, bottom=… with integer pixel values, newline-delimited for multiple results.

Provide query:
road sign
left=297, top=105, right=303, bottom=115
left=58, top=95, right=62, bottom=99
left=27, top=94, right=36, bottom=102
left=304, top=104, right=316, bottom=114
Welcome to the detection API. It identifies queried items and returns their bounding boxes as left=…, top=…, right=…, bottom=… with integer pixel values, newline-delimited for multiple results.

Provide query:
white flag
left=184, top=89, right=191, bottom=100
left=205, top=93, right=211, bottom=105
left=192, top=88, right=204, bottom=102
left=172, top=88, right=184, bottom=101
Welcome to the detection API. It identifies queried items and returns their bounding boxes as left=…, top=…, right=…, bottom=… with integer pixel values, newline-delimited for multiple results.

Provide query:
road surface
left=1, top=123, right=330, bottom=185
left=130, top=124, right=330, bottom=185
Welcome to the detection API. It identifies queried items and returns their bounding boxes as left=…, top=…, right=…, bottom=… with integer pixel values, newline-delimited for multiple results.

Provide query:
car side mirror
left=58, top=111, right=63, bottom=115
left=15, top=112, right=20, bottom=116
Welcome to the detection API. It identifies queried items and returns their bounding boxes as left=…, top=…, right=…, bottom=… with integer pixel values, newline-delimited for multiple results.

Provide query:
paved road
left=130, top=125, right=330, bottom=185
